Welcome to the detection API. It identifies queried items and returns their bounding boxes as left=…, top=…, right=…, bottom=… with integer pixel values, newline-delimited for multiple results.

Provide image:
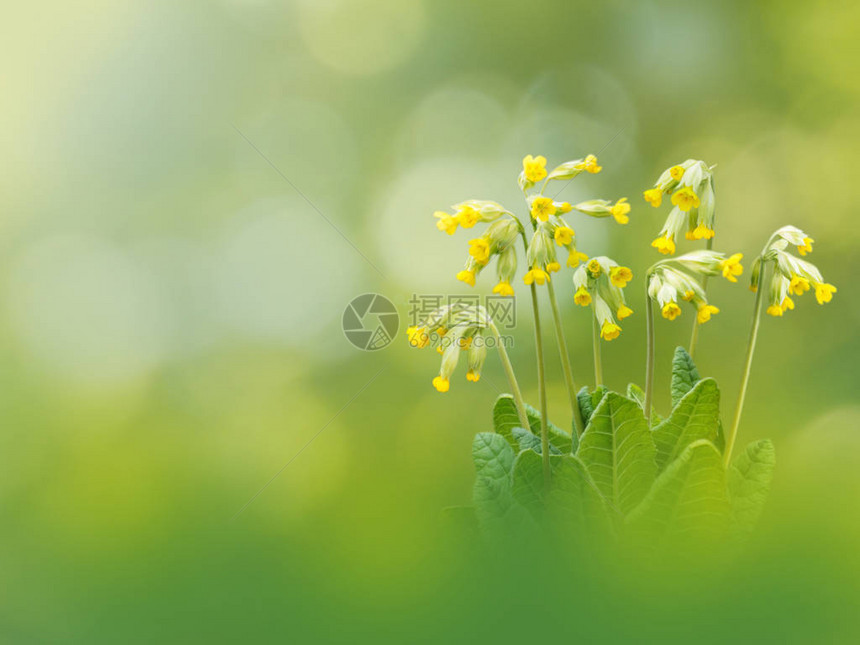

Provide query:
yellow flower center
left=530, top=196, right=556, bottom=222
left=670, top=186, right=700, bottom=212
left=662, top=302, right=682, bottom=320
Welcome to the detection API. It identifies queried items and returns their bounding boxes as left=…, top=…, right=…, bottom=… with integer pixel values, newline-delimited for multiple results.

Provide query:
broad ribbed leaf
left=576, top=393, right=657, bottom=515
left=671, top=346, right=701, bottom=407
left=547, top=455, right=613, bottom=537
left=627, top=383, right=646, bottom=408
left=652, top=378, right=721, bottom=470
left=627, top=440, right=730, bottom=543
left=472, top=433, right=520, bottom=528
left=577, top=385, right=607, bottom=427
left=511, top=427, right=561, bottom=455
left=728, top=439, right=776, bottom=539
left=512, top=449, right=545, bottom=511
left=492, top=394, right=572, bottom=453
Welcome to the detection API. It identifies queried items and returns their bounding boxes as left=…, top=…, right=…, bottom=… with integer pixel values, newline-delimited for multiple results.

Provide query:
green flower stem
left=724, top=258, right=766, bottom=467
left=487, top=319, right=530, bottom=432
left=546, top=280, right=586, bottom=440
left=688, top=236, right=714, bottom=358
left=644, top=281, right=656, bottom=420
left=591, top=305, right=603, bottom=386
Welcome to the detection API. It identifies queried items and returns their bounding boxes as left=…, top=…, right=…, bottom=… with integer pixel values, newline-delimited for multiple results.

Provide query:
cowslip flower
left=522, top=154, right=548, bottom=183
left=609, top=198, right=631, bottom=224
left=579, top=154, right=602, bottom=174
left=530, top=196, right=556, bottom=222
left=573, top=198, right=631, bottom=225
left=720, top=253, right=744, bottom=283
left=609, top=266, right=633, bottom=288
left=468, top=237, right=491, bottom=265
left=645, top=160, right=716, bottom=254
left=434, top=211, right=458, bottom=235
left=572, top=256, right=633, bottom=341
left=523, top=265, right=550, bottom=285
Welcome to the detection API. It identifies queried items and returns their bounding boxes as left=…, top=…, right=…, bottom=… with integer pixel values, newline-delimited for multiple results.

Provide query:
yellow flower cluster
left=572, top=256, right=634, bottom=341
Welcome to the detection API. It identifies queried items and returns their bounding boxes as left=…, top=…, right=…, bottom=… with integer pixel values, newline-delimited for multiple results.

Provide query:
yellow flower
left=546, top=261, right=561, bottom=273
left=789, top=275, right=810, bottom=296
left=579, top=154, right=602, bottom=174
left=671, top=186, right=700, bottom=212
left=530, top=196, right=556, bottom=222
left=670, top=165, right=685, bottom=180
left=643, top=188, right=663, bottom=208
left=797, top=237, right=814, bottom=256
left=492, top=280, right=515, bottom=297
left=662, top=302, right=682, bottom=320
left=554, top=226, right=575, bottom=246
left=697, top=304, right=720, bottom=324
left=766, top=304, right=783, bottom=317
left=459, top=337, right=472, bottom=350
left=651, top=234, right=676, bottom=255
left=434, top=211, right=458, bottom=235
left=681, top=290, right=695, bottom=302
left=558, top=202, right=573, bottom=214
left=523, top=266, right=550, bottom=286
left=457, top=269, right=476, bottom=287
left=574, top=286, right=591, bottom=306
left=609, top=266, right=633, bottom=288
left=814, top=282, right=837, bottom=304
left=600, top=320, right=621, bottom=341
left=781, top=296, right=795, bottom=313
left=617, top=305, right=634, bottom=320
left=466, top=369, right=481, bottom=382
left=567, top=250, right=588, bottom=267
left=610, top=198, right=631, bottom=224
left=436, top=345, right=444, bottom=355
left=456, top=206, right=480, bottom=228
left=407, top=326, right=429, bottom=348
left=432, top=376, right=450, bottom=392
left=522, top=154, right=548, bottom=183
left=719, top=253, right=744, bottom=282
left=691, top=222, right=715, bottom=240
left=685, top=230, right=696, bottom=241
left=587, top=258, right=602, bottom=278
left=468, top=237, right=491, bottom=264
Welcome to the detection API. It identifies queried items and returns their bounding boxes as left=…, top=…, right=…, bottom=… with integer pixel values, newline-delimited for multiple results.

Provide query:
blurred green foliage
left=1, top=0, right=859, bottom=641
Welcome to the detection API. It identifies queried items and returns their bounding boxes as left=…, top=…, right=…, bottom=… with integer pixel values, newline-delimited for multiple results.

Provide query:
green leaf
left=547, top=455, right=614, bottom=536
left=652, top=378, right=721, bottom=470
left=626, top=439, right=730, bottom=544
left=492, top=394, right=572, bottom=454
left=511, top=427, right=561, bottom=455
left=627, top=383, right=646, bottom=408
left=577, top=385, right=607, bottom=427
left=576, top=393, right=657, bottom=515
left=728, top=439, right=776, bottom=539
left=512, top=449, right=546, bottom=511
left=671, top=346, right=701, bottom=407
left=472, top=433, right=525, bottom=529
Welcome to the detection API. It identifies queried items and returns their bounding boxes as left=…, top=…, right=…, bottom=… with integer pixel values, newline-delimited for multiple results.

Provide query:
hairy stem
left=724, top=259, right=766, bottom=467
left=488, top=319, right=530, bottom=432
left=644, top=282, right=655, bottom=421
left=546, top=280, right=586, bottom=440
left=592, top=307, right=603, bottom=386
left=688, top=236, right=714, bottom=358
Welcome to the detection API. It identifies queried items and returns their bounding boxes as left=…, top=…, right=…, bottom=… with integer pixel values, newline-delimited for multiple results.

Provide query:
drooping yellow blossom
left=617, top=305, right=634, bottom=320
left=523, top=154, right=548, bottom=183
left=456, top=205, right=480, bottom=229
left=670, top=165, right=685, bottom=181
left=610, top=198, right=631, bottom=224
left=600, top=320, right=621, bottom=341
left=523, top=266, right=550, bottom=286
left=434, top=211, right=458, bottom=235
left=782, top=296, right=795, bottom=312
left=574, top=286, right=592, bottom=306
left=456, top=268, right=476, bottom=287
left=407, top=326, right=430, bottom=348
left=768, top=297, right=795, bottom=317
left=468, top=237, right=491, bottom=264
left=651, top=234, right=676, bottom=255
left=554, top=226, right=575, bottom=246
left=546, top=261, right=561, bottom=273
left=685, top=230, right=696, bottom=241
left=458, top=337, right=472, bottom=350
left=814, top=282, right=837, bottom=304
left=492, top=280, right=515, bottom=297
left=682, top=290, right=695, bottom=301
left=578, top=154, right=602, bottom=174
left=643, top=188, right=663, bottom=208
left=558, top=202, right=573, bottom=214
left=466, top=369, right=481, bottom=383
left=432, top=376, right=450, bottom=392
left=789, top=275, right=810, bottom=296
left=530, top=196, right=556, bottom=222
left=671, top=186, right=700, bottom=212
left=587, top=258, right=603, bottom=278
left=797, top=237, right=814, bottom=256
left=567, top=250, right=588, bottom=267
left=719, top=253, right=744, bottom=282
left=697, top=304, right=720, bottom=324
left=766, top=304, right=783, bottom=317
left=662, top=302, right=682, bottom=320
left=691, top=222, right=715, bottom=240
left=609, top=266, right=633, bottom=288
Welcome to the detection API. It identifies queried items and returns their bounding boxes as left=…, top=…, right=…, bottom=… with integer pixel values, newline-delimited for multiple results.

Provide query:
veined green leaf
left=512, top=449, right=545, bottom=511
left=577, top=385, right=607, bottom=427
left=728, top=439, right=776, bottom=539
left=671, top=346, right=701, bottom=407
left=576, top=393, right=657, bottom=515
left=627, top=439, right=730, bottom=543
left=472, top=433, right=524, bottom=529
left=627, top=383, right=646, bottom=408
left=511, top=427, right=561, bottom=455
left=492, top=394, right=572, bottom=454
left=547, top=454, right=613, bottom=537
left=652, top=378, right=721, bottom=470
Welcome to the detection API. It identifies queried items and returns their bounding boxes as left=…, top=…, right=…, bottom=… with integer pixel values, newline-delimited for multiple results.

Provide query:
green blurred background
left=2, top=0, right=859, bottom=641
